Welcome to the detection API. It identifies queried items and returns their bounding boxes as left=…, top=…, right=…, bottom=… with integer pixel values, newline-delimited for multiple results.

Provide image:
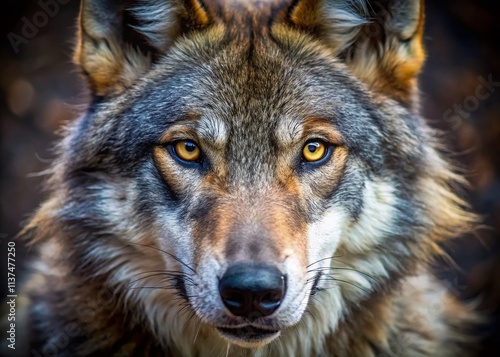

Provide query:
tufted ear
left=289, top=0, right=425, bottom=107
left=75, top=0, right=211, bottom=96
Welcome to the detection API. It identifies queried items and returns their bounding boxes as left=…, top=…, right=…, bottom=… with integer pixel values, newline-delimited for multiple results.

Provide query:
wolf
left=10, top=0, right=480, bottom=356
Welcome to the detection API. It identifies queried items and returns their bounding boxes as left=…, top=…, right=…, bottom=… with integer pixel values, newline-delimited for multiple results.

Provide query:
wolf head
left=28, top=0, right=475, bottom=353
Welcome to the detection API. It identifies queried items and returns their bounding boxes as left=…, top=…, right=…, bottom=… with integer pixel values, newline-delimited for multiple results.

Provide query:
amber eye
left=173, top=140, right=201, bottom=162
left=302, top=141, right=327, bottom=162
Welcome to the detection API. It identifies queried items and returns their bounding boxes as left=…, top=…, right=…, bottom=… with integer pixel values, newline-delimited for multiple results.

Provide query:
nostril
left=220, top=289, right=246, bottom=309
left=260, top=290, right=283, bottom=304
left=258, top=291, right=283, bottom=311
left=219, top=287, right=254, bottom=317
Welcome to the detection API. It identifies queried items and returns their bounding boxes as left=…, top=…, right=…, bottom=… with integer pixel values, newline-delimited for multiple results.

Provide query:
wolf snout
left=218, top=263, right=286, bottom=318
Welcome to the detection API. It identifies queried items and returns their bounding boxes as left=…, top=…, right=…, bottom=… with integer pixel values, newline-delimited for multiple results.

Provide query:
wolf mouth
left=216, top=326, right=280, bottom=342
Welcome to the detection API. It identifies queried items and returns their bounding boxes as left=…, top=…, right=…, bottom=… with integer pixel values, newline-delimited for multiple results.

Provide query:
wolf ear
left=289, top=0, right=425, bottom=106
left=75, top=0, right=211, bottom=96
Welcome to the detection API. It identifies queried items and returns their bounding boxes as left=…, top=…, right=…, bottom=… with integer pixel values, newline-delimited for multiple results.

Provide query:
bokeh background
left=0, top=0, right=499, bottom=355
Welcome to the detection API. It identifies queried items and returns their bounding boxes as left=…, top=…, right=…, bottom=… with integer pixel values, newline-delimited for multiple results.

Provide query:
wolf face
left=23, top=0, right=477, bottom=355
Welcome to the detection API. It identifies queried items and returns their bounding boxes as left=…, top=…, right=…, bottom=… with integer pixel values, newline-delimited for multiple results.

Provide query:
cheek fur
left=306, top=204, right=349, bottom=270
left=339, top=178, right=397, bottom=253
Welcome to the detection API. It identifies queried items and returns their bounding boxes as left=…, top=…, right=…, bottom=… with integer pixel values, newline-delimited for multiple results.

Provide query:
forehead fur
left=70, top=0, right=419, bottom=183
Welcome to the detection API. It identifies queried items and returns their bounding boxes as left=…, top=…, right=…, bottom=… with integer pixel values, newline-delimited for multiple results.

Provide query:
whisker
left=129, top=273, right=184, bottom=286
left=307, top=267, right=380, bottom=284
left=129, top=272, right=196, bottom=286
left=319, top=277, right=371, bottom=294
left=207, top=338, right=220, bottom=356
left=131, top=270, right=193, bottom=277
left=183, top=308, right=198, bottom=329
left=125, top=242, right=197, bottom=274
left=306, top=255, right=344, bottom=269
left=126, top=284, right=199, bottom=299
left=193, top=319, right=203, bottom=345
left=127, top=286, right=179, bottom=290
left=174, top=300, right=195, bottom=327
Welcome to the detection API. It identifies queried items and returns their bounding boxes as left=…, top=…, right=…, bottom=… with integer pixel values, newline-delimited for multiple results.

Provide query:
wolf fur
left=9, top=0, right=480, bottom=356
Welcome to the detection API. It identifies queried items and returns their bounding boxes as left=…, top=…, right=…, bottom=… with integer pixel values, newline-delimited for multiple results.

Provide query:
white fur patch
left=334, top=179, right=398, bottom=301
left=307, top=203, right=349, bottom=271
left=343, top=178, right=397, bottom=252
left=197, top=115, right=228, bottom=146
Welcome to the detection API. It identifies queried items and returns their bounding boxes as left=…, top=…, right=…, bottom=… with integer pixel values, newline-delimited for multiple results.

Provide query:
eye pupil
left=185, top=142, right=196, bottom=152
left=308, top=143, right=319, bottom=153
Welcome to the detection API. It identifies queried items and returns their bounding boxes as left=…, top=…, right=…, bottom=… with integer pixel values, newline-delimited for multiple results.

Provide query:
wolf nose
left=218, top=263, right=286, bottom=318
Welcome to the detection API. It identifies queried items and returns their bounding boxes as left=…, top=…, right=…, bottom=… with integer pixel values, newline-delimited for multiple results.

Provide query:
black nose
left=218, top=263, right=286, bottom=318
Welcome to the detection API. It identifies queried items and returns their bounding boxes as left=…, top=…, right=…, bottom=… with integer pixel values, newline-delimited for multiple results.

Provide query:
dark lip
left=216, top=326, right=280, bottom=340
left=311, top=271, right=323, bottom=296
left=173, top=274, right=189, bottom=301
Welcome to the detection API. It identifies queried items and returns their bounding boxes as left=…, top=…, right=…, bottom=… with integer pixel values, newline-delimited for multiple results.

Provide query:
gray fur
left=10, top=1, right=479, bottom=356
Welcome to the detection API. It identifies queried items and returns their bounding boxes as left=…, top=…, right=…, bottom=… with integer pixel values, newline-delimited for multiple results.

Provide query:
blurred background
left=0, top=0, right=499, bottom=355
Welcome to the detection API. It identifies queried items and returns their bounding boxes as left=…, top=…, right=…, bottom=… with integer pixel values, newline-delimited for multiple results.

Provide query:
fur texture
left=6, top=0, right=481, bottom=356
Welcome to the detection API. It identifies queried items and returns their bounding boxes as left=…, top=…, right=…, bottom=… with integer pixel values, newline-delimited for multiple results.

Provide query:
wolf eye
left=173, top=140, right=201, bottom=162
left=302, top=141, right=327, bottom=162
